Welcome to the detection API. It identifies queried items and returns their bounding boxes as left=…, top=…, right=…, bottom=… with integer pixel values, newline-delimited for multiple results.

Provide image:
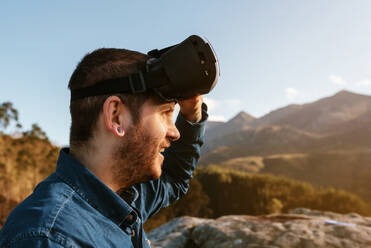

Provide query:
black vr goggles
left=70, top=35, right=220, bottom=102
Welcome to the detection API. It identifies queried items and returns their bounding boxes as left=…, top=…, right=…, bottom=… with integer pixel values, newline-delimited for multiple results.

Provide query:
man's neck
left=69, top=146, right=120, bottom=192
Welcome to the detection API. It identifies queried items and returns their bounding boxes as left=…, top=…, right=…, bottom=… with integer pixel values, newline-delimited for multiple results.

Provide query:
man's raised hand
left=178, top=95, right=203, bottom=123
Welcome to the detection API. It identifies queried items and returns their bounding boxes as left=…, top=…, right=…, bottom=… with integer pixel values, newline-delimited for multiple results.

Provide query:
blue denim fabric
left=0, top=104, right=208, bottom=248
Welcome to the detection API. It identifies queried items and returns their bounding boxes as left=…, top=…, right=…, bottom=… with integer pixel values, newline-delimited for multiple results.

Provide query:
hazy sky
left=1, top=0, right=371, bottom=146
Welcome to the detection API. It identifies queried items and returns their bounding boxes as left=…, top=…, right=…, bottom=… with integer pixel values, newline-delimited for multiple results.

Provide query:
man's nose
left=167, top=123, right=180, bottom=142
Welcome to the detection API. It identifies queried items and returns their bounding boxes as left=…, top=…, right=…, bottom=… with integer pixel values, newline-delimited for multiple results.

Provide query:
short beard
left=111, top=123, right=160, bottom=191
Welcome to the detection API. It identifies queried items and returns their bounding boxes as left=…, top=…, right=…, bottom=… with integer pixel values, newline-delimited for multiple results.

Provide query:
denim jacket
left=0, top=103, right=208, bottom=248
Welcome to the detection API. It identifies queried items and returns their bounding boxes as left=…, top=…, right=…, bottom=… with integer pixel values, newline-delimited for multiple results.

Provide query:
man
left=0, top=47, right=209, bottom=247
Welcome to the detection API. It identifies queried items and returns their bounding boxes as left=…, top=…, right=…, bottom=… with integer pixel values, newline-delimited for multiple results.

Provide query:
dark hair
left=68, top=48, right=157, bottom=150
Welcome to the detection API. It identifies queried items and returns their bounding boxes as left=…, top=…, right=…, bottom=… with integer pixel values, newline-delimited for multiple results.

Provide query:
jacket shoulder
left=0, top=173, right=77, bottom=247
left=1, top=227, right=75, bottom=248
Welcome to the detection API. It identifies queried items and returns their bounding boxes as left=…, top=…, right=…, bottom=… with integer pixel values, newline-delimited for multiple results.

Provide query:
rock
left=147, top=216, right=211, bottom=248
left=148, top=208, right=371, bottom=248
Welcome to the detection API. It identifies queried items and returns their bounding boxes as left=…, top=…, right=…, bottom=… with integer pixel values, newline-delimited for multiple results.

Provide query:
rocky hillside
left=148, top=208, right=371, bottom=248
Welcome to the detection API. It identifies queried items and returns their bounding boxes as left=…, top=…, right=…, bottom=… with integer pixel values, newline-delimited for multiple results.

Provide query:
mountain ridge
left=205, top=90, right=371, bottom=152
left=216, top=90, right=369, bottom=122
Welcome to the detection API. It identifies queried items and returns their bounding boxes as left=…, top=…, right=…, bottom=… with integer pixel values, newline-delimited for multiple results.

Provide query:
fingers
left=178, top=95, right=203, bottom=123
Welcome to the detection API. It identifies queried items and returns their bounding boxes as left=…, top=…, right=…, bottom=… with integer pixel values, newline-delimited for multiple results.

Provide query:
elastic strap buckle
left=128, top=71, right=146, bottom=94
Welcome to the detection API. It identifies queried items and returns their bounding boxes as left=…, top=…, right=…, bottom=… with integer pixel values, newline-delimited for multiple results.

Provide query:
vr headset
left=70, top=35, right=220, bottom=102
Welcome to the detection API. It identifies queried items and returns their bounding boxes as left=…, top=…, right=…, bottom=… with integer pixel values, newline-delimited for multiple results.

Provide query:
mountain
left=252, top=104, right=303, bottom=128
left=202, top=111, right=256, bottom=153
left=204, top=90, right=371, bottom=155
left=228, top=111, right=256, bottom=125
left=206, top=111, right=256, bottom=141
left=201, top=90, right=371, bottom=202
left=205, top=120, right=224, bottom=133
left=203, top=125, right=320, bottom=155
left=255, top=90, right=371, bottom=134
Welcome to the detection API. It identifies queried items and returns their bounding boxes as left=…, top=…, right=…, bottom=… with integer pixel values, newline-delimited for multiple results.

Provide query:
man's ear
left=102, top=96, right=131, bottom=137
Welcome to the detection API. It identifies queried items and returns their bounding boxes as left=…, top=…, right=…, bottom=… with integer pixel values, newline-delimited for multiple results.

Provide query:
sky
left=1, top=0, right=371, bottom=146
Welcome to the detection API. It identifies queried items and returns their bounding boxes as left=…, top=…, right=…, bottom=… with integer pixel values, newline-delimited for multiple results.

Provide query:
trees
left=196, top=166, right=371, bottom=217
left=23, top=123, right=48, bottom=141
left=0, top=101, right=22, bottom=132
left=0, top=101, right=48, bottom=140
left=0, top=101, right=57, bottom=226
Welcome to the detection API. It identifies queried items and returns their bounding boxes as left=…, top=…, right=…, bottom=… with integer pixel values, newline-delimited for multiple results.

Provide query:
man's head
left=68, top=48, right=180, bottom=191
left=68, top=48, right=150, bottom=150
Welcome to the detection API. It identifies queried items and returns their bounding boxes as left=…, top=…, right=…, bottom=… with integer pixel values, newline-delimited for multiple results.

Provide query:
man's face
left=112, top=98, right=180, bottom=188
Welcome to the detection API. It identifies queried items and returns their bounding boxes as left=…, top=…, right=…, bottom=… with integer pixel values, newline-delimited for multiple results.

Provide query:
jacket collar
left=55, top=147, right=132, bottom=227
